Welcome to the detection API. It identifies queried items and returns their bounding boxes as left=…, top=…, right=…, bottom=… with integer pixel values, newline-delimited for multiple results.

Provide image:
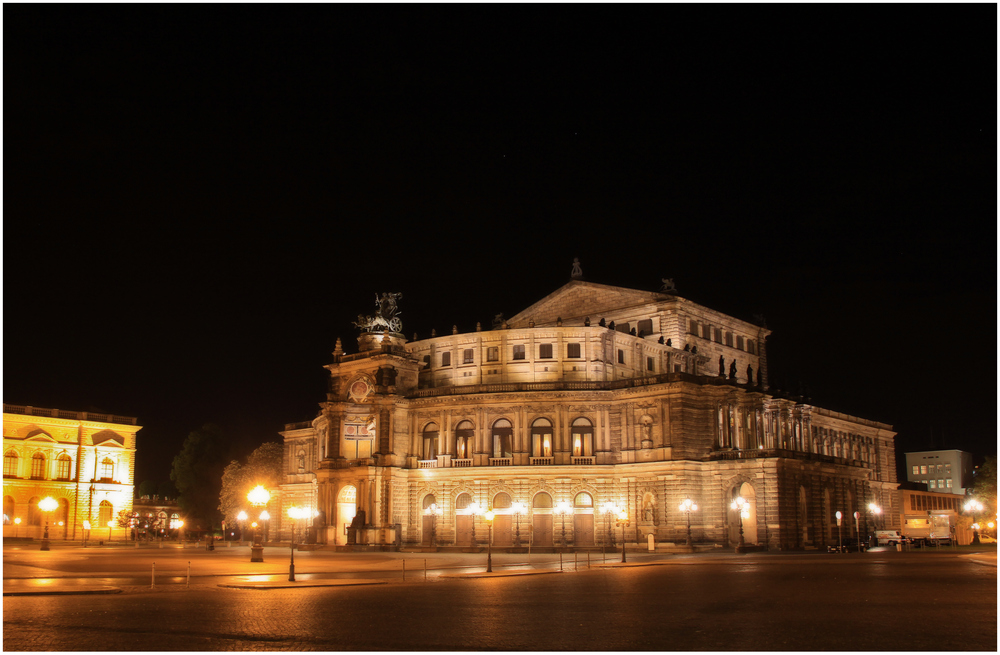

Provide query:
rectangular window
left=539, top=343, right=553, bottom=359
left=929, top=479, right=936, bottom=489
left=441, top=352, right=451, bottom=367
left=725, top=332, right=733, bottom=347
left=615, top=322, right=631, bottom=334
left=736, top=336, right=744, bottom=350
left=946, top=478, right=953, bottom=488
left=512, top=344, right=525, bottom=360
left=714, top=328, right=722, bottom=343
left=747, top=340, right=756, bottom=355
left=912, top=465, right=920, bottom=476
left=637, top=319, right=653, bottom=336
left=57, top=457, right=71, bottom=480
left=689, top=320, right=699, bottom=335
left=646, top=356, right=654, bottom=371
left=938, top=479, right=944, bottom=489
left=463, top=349, right=474, bottom=364
left=32, top=456, right=45, bottom=479
left=487, top=347, right=498, bottom=362
left=3, top=454, right=17, bottom=477
left=567, top=343, right=581, bottom=358
left=617, top=349, right=625, bottom=364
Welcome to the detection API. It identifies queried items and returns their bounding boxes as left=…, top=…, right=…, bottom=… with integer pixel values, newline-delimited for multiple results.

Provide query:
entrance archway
left=739, top=482, right=758, bottom=545
left=336, top=485, right=357, bottom=546
left=531, top=492, right=553, bottom=547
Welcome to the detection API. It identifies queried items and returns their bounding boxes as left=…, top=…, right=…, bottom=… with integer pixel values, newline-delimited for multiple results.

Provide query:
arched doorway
left=573, top=492, right=595, bottom=545
left=492, top=492, right=513, bottom=547
left=531, top=492, right=553, bottom=547
left=455, top=493, right=473, bottom=546
left=336, top=485, right=357, bottom=546
left=421, top=494, right=438, bottom=547
left=730, top=483, right=758, bottom=546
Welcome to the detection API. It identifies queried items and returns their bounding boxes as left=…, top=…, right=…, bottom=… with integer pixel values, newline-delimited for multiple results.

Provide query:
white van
left=874, top=530, right=904, bottom=546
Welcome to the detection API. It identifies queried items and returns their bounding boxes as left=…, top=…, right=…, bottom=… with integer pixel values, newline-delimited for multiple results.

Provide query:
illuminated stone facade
left=2, top=405, right=139, bottom=541
left=275, top=279, right=898, bottom=551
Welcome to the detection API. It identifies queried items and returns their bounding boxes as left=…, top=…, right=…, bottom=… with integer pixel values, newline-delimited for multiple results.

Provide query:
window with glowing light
left=31, top=452, right=46, bottom=479
left=492, top=419, right=513, bottom=459
left=422, top=423, right=439, bottom=460
left=3, top=451, right=18, bottom=477
left=56, top=454, right=72, bottom=480
left=454, top=421, right=474, bottom=459
left=98, top=500, right=113, bottom=526
left=530, top=418, right=553, bottom=458
left=571, top=417, right=594, bottom=457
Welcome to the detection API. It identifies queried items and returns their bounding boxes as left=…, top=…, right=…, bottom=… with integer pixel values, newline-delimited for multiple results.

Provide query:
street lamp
left=616, top=509, right=629, bottom=563
left=602, top=501, right=617, bottom=548
left=468, top=501, right=482, bottom=550
left=288, top=505, right=303, bottom=582
left=853, top=512, right=862, bottom=552
left=731, top=496, right=748, bottom=552
left=511, top=501, right=526, bottom=548
left=247, top=485, right=271, bottom=562
left=679, top=498, right=698, bottom=548
left=38, top=497, right=58, bottom=551
left=555, top=501, right=573, bottom=549
left=835, top=511, right=843, bottom=552
left=237, top=510, right=248, bottom=546
left=14, top=517, right=22, bottom=538
left=483, top=509, right=494, bottom=572
left=964, top=499, right=983, bottom=545
left=423, top=502, right=443, bottom=548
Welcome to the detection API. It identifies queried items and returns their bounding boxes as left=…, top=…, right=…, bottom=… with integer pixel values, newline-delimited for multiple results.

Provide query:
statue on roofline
left=353, top=292, right=403, bottom=333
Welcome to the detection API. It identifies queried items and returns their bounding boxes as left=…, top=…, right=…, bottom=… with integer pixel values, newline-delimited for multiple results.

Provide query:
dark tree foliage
left=219, top=441, right=284, bottom=526
left=169, top=423, right=231, bottom=530
left=137, top=479, right=158, bottom=498
left=970, top=456, right=997, bottom=514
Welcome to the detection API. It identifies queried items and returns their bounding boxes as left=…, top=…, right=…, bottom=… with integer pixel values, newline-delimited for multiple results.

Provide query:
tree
left=137, top=479, right=158, bottom=498
left=218, top=441, right=284, bottom=529
left=969, top=456, right=997, bottom=514
left=170, top=424, right=231, bottom=530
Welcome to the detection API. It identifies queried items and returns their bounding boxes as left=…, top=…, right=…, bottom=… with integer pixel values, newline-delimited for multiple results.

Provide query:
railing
left=408, top=373, right=701, bottom=398
left=571, top=456, right=595, bottom=465
left=3, top=404, right=138, bottom=426
left=529, top=457, right=553, bottom=466
left=418, top=460, right=437, bottom=469
left=283, top=421, right=313, bottom=431
left=452, top=459, right=473, bottom=467
left=709, top=447, right=870, bottom=468
left=489, top=458, right=512, bottom=466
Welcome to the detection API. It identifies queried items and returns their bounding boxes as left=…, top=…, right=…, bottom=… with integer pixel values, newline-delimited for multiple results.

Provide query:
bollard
left=575, top=552, right=578, bottom=571
left=588, top=552, right=591, bottom=569
left=402, top=559, right=406, bottom=581
left=424, top=559, right=427, bottom=581
left=186, top=561, right=190, bottom=588
left=151, top=562, right=155, bottom=588
left=559, top=552, right=563, bottom=572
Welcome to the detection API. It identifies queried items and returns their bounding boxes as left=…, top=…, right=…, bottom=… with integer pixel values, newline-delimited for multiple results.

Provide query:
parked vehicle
left=874, top=530, right=904, bottom=546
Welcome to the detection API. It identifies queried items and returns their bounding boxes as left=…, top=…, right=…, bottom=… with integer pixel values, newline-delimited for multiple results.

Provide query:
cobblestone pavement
left=3, top=548, right=996, bottom=651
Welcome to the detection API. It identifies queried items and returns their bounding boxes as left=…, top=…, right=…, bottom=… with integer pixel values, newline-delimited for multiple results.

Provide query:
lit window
left=512, top=345, right=525, bottom=360
left=920, top=465, right=928, bottom=475
left=98, top=500, right=113, bottom=526
left=567, top=343, right=581, bottom=358
left=539, top=343, right=553, bottom=359
left=571, top=417, right=594, bottom=457
left=492, top=419, right=513, bottom=458
left=31, top=453, right=46, bottom=479
left=101, top=458, right=114, bottom=480
left=422, top=423, right=439, bottom=460
left=912, top=465, right=919, bottom=476
left=531, top=418, right=552, bottom=458
left=454, top=421, right=474, bottom=459
left=929, top=480, right=936, bottom=489
left=3, top=451, right=17, bottom=477
left=463, top=349, right=474, bottom=364
left=946, top=479, right=953, bottom=488
left=57, top=454, right=72, bottom=480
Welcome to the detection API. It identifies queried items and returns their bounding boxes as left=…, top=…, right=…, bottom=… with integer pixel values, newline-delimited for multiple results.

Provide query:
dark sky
left=5, top=6, right=996, bottom=486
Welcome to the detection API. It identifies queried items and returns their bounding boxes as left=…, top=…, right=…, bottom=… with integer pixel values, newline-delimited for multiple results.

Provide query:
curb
left=3, top=586, right=122, bottom=596
left=441, top=570, right=563, bottom=579
left=218, top=579, right=388, bottom=590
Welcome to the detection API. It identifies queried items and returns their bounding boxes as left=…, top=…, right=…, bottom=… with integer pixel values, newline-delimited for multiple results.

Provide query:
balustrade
left=529, top=457, right=553, bottom=466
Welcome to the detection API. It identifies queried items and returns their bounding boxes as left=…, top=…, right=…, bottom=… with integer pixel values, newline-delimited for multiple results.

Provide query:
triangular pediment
left=24, top=428, right=57, bottom=442
left=92, top=430, right=125, bottom=447
left=507, top=280, right=671, bottom=327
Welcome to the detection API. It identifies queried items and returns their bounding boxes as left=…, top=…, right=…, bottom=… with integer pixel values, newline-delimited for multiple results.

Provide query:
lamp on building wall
left=731, top=496, right=748, bottom=553
left=511, top=501, right=526, bottom=548
left=867, top=502, right=882, bottom=534
left=38, top=497, right=58, bottom=551
left=555, top=501, right=573, bottom=548
left=679, top=498, right=698, bottom=548
left=484, top=509, right=494, bottom=572
left=247, top=485, right=270, bottom=562
left=964, top=499, right=983, bottom=545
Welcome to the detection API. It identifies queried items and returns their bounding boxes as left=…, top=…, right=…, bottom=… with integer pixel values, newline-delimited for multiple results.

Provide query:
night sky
left=5, top=6, right=996, bottom=487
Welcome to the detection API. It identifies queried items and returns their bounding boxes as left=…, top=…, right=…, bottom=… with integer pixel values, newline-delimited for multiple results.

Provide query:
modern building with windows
left=272, top=273, right=898, bottom=551
left=2, top=405, right=139, bottom=540
left=903, top=449, right=974, bottom=495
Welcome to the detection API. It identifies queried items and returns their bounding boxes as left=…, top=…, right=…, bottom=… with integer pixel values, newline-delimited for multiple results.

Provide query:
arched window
left=3, top=450, right=18, bottom=477
left=530, top=418, right=552, bottom=458
left=98, top=500, right=113, bottom=526
left=31, top=452, right=46, bottom=479
left=56, top=454, right=72, bottom=480
left=493, top=492, right=512, bottom=509
left=455, top=493, right=472, bottom=511
left=28, top=497, right=41, bottom=526
left=338, top=485, right=357, bottom=504
left=571, top=418, right=594, bottom=457
left=3, top=496, right=14, bottom=524
left=170, top=513, right=181, bottom=529
left=101, top=458, right=114, bottom=481
left=575, top=492, right=593, bottom=508
left=296, top=451, right=306, bottom=472
left=532, top=492, right=553, bottom=509
left=422, top=494, right=437, bottom=510
left=492, top=419, right=513, bottom=459
left=422, top=423, right=439, bottom=460
left=454, top=421, right=474, bottom=459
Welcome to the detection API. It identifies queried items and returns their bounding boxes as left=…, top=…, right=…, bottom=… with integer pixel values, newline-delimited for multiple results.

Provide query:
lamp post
left=423, top=503, right=442, bottom=548
left=38, top=497, right=58, bottom=551
left=484, top=509, right=494, bottom=572
left=511, top=501, right=526, bottom=548
left=616, top=509, right=629, bottom=563
left=14, top=517, right=22, bottom=538
left=468, top=501, right=482, bottom=550
left=237, top=511, right=248, bottom=546
left=288, top=506, right=302, bottom=582
left=247, top=485, right=270, bottom=562
left=853, top=511, right=862, bottom=552
left=679, top=498, right=698, bottom=548
left=731, top=496, right=748, bottom=552
left=964, top=499, right=983, bottom=545
left=835, top=511, right=843, bottom=552
left=556, top=501, right=573, bottom=549
left=602, top=501, right=617, bottom=548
